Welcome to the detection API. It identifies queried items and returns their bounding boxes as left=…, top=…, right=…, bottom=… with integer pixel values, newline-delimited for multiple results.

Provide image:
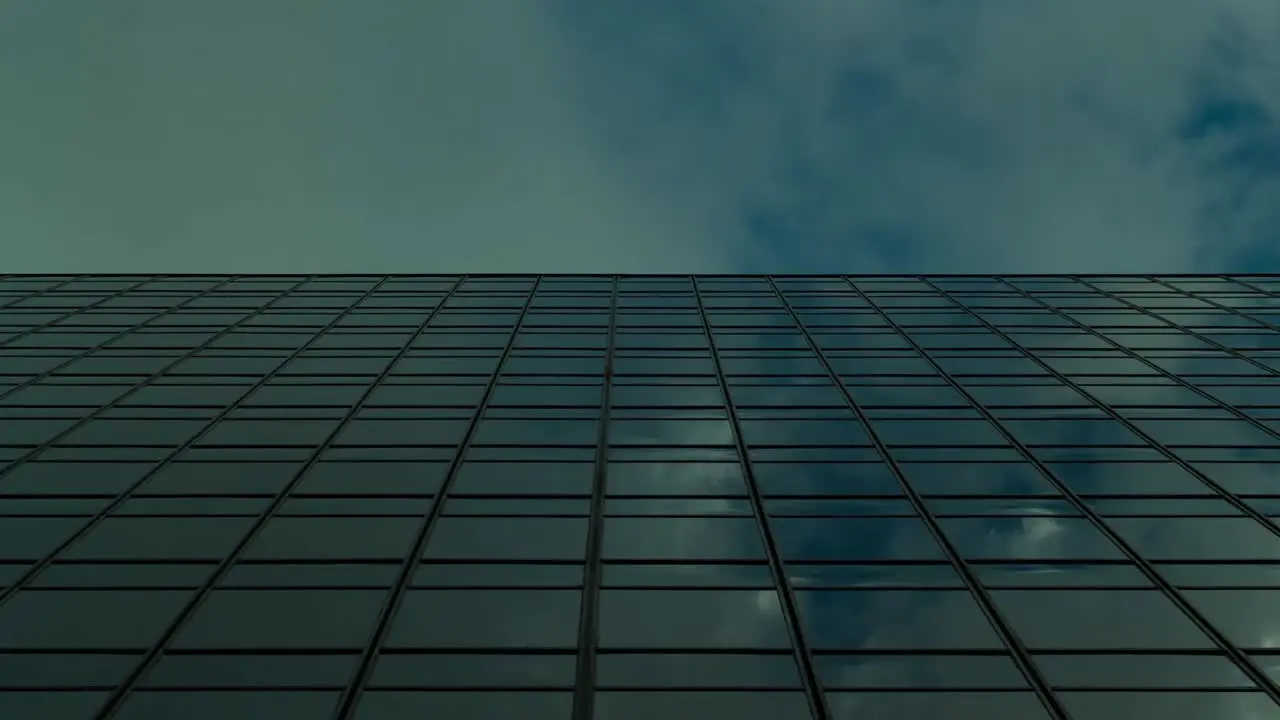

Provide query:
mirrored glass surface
left=1034, top=654, right=1255, bottom=689
left=938, top=517, right=1126, bottom=561
left=796, top=590, right=1005, bottom=650
left=772, top=517, right=946, bottom=561
left=816, top=654, right=1028, bottom=689
left=989, top=589, right=1215, bottom=649
left=899, top=463, right=1060, bottom=496
left=1056, top=691, right=1280, bottom=720
left=1103, top=517, right=1280, bottom=560
left=825, top=690, right=1052, bottom=720
left=598, top=589, right=793, bottom=649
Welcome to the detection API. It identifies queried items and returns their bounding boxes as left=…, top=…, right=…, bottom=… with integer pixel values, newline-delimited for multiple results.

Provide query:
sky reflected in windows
left=5, top=275, right=1280, bottom=716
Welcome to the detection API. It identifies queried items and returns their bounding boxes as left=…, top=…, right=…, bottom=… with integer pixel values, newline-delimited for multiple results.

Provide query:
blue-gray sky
left=3, top=0, right=1280, bottom=273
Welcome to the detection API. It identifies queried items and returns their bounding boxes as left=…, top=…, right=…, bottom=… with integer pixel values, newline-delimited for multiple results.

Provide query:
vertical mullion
left=995, top=277, right=1280, bottom=530
left=691, top=278, right=832, bottom=720
left=91, top=275, right=466, bottom=719
left=907, top=275, right=1280, bottom=703
left=767, top=277, right=1069, bottom=720
left=572, top=275, right=619, bottom=720
left=329, top=276, right=544, bottom=720
left=0, top=275, right=245, bottom=403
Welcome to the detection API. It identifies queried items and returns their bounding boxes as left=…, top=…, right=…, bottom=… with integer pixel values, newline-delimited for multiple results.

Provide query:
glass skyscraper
left=2, top=273, right=1280, bottom=720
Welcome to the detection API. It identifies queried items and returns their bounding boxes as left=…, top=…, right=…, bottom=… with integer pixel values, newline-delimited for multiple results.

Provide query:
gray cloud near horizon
left=2, top=1, right=1279, bottom=273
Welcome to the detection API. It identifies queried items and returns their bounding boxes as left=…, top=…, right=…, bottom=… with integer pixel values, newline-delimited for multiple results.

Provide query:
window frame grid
left=0, top=274, right=102, bottom=335
left=764, top=276, right=1070, bottom=720
left=903, top=276, right=1280, bottom=704
left=691, top=277, right=833, bottom=720
left=0, top=277, right=241, bottom=402
left=326, top=277, right=541, bottom=720
left=27, top=276, right=406, bottom=718
left=0, top=279, right=319, bottom=600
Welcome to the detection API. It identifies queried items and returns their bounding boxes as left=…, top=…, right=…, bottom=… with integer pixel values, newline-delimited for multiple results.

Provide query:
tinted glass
left=9, top=274, right=1280, bottom=715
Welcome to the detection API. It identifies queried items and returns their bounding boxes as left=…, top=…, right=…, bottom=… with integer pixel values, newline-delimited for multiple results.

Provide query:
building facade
left=2, top=273, right=1280, bottom=719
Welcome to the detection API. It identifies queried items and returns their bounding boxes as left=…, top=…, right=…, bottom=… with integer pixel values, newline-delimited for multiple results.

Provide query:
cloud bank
left=2, top=0, right=1279, bottom=272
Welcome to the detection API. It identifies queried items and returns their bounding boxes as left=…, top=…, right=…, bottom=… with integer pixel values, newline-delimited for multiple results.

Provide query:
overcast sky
left=3, top=0, right=1280, bottom=274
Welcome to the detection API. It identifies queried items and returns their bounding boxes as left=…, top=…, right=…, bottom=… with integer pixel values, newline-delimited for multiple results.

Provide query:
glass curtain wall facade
left=2, top=274, right=1280, bottom=720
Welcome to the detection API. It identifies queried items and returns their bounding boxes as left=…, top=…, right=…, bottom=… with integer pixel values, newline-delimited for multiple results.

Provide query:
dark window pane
left=796, top=590, right=1005, bottom=650
left=0, top=652, right=136, bottom=688
left=172, top=589, right=386, bottom=650
left=1045, top=462, right=1214, bottom=495
left=765, top=498, right=915, bottom=516
left=351, top=691, right=572, bottom=720
left=870, top=419, right=1008, bottom=446
left=138, top=462, right=302, bottom=495
left=788, top=564, right=964, bottom=589
left=989, top=589, right=1214, bottom=650
left=753, top=463, right=902, bottom=497
left=424, top=517, right=588, bottom=561
left=1104, top=517, right=1280, bottom=560
left=1183, top=590, right=1280, bottom=650
left=596, top=654, right=802, bottom=688
left=900, top=463, right=1059, bottom=496
left=1057, top=691, right=1280, bottom=720
left=471, top=419, right=598, bottom=446
left=0, top=590, right=191, bottom=649
left=603, top=517, right=765, bottom=561
left=364, top=383, right=488, bottom=407
left=598, top=589, right=793, bottom=650
left=825, top=691, right=1051, bottom=720
left=63, top=517, right=256, bottom=561
left=220, top=563, right=398, bottom=588
left=816, top=654, right=1027, bottom=689
left=772, top=518, right=946, bottom=561
left=939, top=517, right=1125, bottom=561
left=1156, top=564, right=1280, bottom=588
left=33, top=563, right=216, bottom=589
left=411, top=564, right=584, bottom=588
left=140, top=654, right=356, bottom=688
left=244, top=517, right=424, bottom=561
left=0, top=517, right=90, bottom=561
left=1035, top=654, right=1254, bottom=689
left=606, top=498, right=754, bottom=516
left=453, top=462, right=594, bottom=495
left=368, top=653, right=576, bottom=688
left=116, top=497, right=270, bottom=515
left=0, top=693, right=108, bottom=719
left=294, top=462, right=447, bottom=496
left=197, top=419, right=338, bottom=446
left=0, top=461, right=154, bottom=495
left=60, top=419, right=208, bottom=446
left=1084, top=498, right=1240, bottom=516
left=608, top=462, right=746, bottom=496
left=925, top=498, right=1078, bottom=516
left=334, top=420, right=470, bottom=446
left=602, top=564, right=774, bottom=588
left=489, top=384, right=602, bottom=407
left=595, top=691, right=812, bottom=720
left=973, top=563, right=1151, bottom=588
left=385, top=590, right=580, bottom=649
left=444, top=498, right=589, bottom=515
left=739, top=419, right=871, bottom=446
left=113, top=690, right=340, bottom=720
